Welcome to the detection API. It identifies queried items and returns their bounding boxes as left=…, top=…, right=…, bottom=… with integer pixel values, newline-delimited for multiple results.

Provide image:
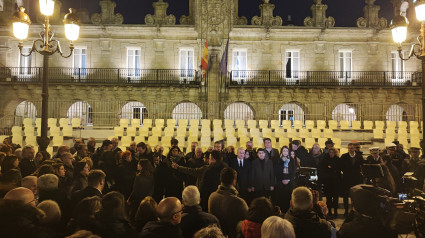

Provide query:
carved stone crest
left=251, top=0, right=282, bottom=27
left=145, top=0, right=176, bottom=25
left=91, top=0, right=124, bottom=25
left=304, top=0, right=335, bottom=28
left=356, top=0, right=387, bottom=29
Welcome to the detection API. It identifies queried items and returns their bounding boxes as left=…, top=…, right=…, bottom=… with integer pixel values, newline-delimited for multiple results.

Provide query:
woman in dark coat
left=97, top=191, right=138, bottom=238
left=0, top=155, right=22, bottom=186
left=273, top=146, right=297, bottom=213
left=117, top=151, right=137, bottom=199
left=127, top=159, right=154, bottom=220
left=154, top=146, right=186, bottom=201
left=72, top=161, right=89, bottom=193
left=319, top=147, right=341, bottom=216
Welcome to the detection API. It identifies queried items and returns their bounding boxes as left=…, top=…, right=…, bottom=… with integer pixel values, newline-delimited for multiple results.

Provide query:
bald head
left=4, top=187, right=36, bottom=206
left=156, top=197, right=182, bottom=224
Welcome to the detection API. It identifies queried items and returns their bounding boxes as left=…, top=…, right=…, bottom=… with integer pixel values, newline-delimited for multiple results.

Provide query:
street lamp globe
left=63, top=8, right=80, bottom=42
left=12, top=7, right=31, bottom=41
left=414, top=0, right=425, bottom=22
left=39, top=0, right=55, bottom=16
left=390, top=15, right=409, bottom=45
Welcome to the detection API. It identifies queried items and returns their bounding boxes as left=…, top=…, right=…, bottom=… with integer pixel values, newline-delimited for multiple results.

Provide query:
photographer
left=338, top=185, right=397, bottom=238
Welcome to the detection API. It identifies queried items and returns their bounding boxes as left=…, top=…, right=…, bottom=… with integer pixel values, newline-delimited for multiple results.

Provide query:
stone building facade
left=0, top=0, right=422, bottom=127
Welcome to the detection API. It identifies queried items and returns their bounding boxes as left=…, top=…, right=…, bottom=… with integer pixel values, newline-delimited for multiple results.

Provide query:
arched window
left=332, top=104, right=356, bottom=122
left=279, top=103, right=304, bottom=125
left=67, top=101, right=93, bottom=126
left=121, top=102, right=147, bottom=125
left=172, top=102, right=202, bottom=120
left=224, top=102, right=254, bottom=121
left=15, top=101, right=37, bottom=122
left=386, top=104, right=407, bottom=122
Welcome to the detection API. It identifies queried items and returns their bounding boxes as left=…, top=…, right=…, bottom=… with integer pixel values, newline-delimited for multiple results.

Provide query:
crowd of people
left=0, top=135, right=424, bottom=238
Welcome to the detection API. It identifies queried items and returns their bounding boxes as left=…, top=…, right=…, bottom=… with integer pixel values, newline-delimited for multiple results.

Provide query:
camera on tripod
left=295, top=167, right=319, bottom=191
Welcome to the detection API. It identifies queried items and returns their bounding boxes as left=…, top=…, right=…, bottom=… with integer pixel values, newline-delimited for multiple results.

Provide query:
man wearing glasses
left=140, top=197, right=184, bottom=238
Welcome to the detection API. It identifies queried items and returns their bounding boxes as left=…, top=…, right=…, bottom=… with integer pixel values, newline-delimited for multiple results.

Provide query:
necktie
left=239, top=160, right=242, bottom=168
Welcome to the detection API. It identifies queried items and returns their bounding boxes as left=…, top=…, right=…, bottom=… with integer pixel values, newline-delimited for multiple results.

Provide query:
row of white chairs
left=117, top=118, right=423, bottom=131
left=113, top=126, right=342, bottom=139
left=113, top=134, right=343, bottom=151
left=11, top=125, right=74, bottom=137
left=12, top=135, right=65, bottom=147
left=22, top=118, right=82, bottom=128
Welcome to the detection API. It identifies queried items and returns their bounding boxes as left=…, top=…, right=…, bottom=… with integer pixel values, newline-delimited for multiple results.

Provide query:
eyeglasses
left=173, top=209, right=183, bottom=216
left=26, top=197, right=38, bottom=205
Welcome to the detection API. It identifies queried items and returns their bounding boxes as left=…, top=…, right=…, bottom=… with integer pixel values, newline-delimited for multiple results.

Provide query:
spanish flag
left=201, top=40, right=208, bottom=76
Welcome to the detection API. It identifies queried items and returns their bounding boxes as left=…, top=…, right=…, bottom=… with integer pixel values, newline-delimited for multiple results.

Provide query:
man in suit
left=19, top=145, right=38, bottom=177
left=71, top=169, right=105, bottom=207
left=229, top=147, right=251, bottom=203
left=250, top=148, right=275, bottom=199
left=263, top=138, right=280, bottom=166
left=338, top=143, right=364, bottom=217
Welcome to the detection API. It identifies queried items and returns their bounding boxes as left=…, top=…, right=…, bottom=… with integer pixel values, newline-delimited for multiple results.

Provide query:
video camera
left=295, top=167, right=320, bottom=191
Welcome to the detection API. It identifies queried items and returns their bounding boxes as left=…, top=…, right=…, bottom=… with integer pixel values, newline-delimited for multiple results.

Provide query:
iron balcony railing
left=0, top=67, right=202, bottom=86
left=226, top=70, right=422, bottom=87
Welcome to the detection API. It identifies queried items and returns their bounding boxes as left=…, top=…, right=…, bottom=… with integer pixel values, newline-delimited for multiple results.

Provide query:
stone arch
left=67, top=101, right=93, bottom=126
left=223, top=102, right=255, bottom=121
left=171, top=101, right=203, bottom=120
left=332, top=103, right=357, bottom=122
left=386, top=103, right=408, bottom=122
left=15, top=100, right=38, bottom=125
left=120, top=101, right=147, bottom=125
left=279, top=102, right=305, bottom=123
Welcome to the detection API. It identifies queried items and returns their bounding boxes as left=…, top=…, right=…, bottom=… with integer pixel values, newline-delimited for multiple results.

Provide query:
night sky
left=55, top=0, right=396, bottom=27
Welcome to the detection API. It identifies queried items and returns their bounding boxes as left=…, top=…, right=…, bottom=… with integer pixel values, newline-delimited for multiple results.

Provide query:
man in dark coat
left=179, top=186, right=220, bottom=238
left=185, top=146, right=204, bottom=186
left=91, top=139, right=113, bottom=169
left=250, top=148, right=275, bottom=199
left=229, top=147, right=252, bottom=203
left=338, top=143, right=364, bottom=216
left=263, top=138, right=279, bottom=166
left=199, top=150, right=228, bottom=210
left=291, top=140, right=309, bottom=167
left=71, top=170, right=105, bottom=207
left=19, top=145, right=38, bottom=177
left=140, top=197, right=184, bottom=238
left=284, top=186, right=333, bottom=238
left=208, top=168, right=248, bottom=238
left=365, top=147, right=381, bottom=164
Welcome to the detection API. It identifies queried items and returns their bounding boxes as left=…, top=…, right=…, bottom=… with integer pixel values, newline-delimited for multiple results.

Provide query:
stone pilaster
left=251, top=0, right=283, bottom=27
left=356, top=0, right=387, bottom=29
left=91, top=0, right=124, bottom=25
left=145, top=0, right=176, bottom=25
left=304, top=0, right=335, bottom=28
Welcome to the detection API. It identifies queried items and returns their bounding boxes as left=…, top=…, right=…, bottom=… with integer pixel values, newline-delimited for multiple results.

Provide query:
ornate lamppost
left=12, top=0, right=80, bottom=152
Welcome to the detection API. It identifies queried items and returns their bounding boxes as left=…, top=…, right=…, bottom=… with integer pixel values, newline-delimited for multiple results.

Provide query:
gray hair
left=291, top=186, right=313, bottom=211
left=194, top=225, right=226, bottom=238
left=22, top=145, right=34, bottom=154
left=37, top=200, right=61, bottom=224
left=182, top=185, right=200, bottom=206
left=261, top=216, right=295, bottom=238
left=38, top=174, right=59, bottom=191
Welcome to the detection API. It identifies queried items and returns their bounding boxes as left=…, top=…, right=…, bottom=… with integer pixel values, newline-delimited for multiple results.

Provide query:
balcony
left=225, top=70, right=422, bottom=87
left=0, top=67, right=202, bottom=87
